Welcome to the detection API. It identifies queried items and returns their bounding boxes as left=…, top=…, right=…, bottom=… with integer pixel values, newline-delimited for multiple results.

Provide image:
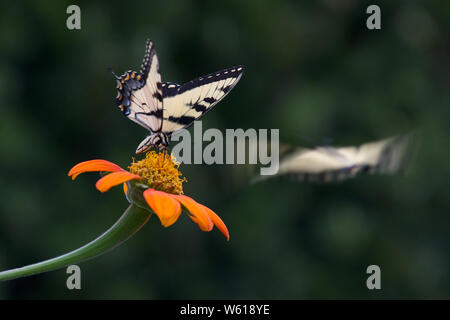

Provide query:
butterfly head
left=136, top=132, right=169, bottom=154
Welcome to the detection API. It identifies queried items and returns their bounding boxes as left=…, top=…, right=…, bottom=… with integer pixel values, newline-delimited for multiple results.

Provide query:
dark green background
left=1, top=0, right=449, bottom=299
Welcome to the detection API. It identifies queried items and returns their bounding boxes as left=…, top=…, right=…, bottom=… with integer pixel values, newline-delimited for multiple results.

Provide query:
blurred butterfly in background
left=110, top=39, right=244, bottom=153
left=253, top=132, right=418, bottom=184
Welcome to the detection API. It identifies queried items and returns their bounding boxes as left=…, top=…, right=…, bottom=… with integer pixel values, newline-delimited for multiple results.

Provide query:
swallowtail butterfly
left=254, top=133, right=417, bottom=183
left=112, top=39, right=244, bottom=153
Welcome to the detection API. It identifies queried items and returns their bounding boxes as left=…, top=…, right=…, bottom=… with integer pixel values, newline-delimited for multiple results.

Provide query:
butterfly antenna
left=107, top=66, right=120, bottom=80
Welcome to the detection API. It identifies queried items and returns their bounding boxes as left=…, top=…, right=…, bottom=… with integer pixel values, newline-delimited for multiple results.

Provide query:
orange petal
left=170, top=195, right=213, bottom=232
left=95, top=171, right=141, bottom=193
left=198, top=203, right=230, bottom=241
left=143, top=189, right=181, bottom=227
left=123, top=182, right=128, bottom=196
left=68, top=160, right=124, bottom=180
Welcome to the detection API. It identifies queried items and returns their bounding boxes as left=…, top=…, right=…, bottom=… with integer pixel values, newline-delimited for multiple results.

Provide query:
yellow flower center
left=128, top=151, right=186, bottom=195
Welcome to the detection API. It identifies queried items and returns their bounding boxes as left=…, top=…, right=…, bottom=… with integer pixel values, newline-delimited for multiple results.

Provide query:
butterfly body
left=113, top=39, right=244, bottom=153
left=136, top=131, right=169, bottom=153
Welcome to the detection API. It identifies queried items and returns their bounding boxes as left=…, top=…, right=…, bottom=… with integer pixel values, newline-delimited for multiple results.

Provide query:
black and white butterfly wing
left=160, top=66, right=244, bottom=137
left=116, top=39, right=163, bottom=133
left=278, top=147, right=353, bottom=174
left=272, top=146, right=357, bottom=182
left=352, top=133, right=416, bottom=175
left=254, top=133, right=417, bottom=183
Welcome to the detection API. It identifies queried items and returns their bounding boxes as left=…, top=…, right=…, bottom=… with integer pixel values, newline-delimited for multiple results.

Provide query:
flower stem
left=0, top=204, right=151, bottom=281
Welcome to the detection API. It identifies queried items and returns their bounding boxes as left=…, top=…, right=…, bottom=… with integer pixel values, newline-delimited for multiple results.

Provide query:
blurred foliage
left=1, top=0, right=450, bottom=299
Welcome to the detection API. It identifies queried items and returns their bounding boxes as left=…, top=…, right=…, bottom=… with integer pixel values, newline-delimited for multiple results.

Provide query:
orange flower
left=68, top=151, right=229, bottom=240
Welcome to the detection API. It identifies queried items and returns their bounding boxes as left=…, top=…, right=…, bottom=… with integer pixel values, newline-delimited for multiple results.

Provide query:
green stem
left=0, top=204, right=151, bottom=281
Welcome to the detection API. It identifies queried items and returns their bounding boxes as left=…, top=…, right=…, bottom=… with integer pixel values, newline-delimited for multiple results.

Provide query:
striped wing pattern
left=258, top=133, right=416, bottom=183
left=114, top=39, right=244, bottom=151
left=160, top=65, right=244, bottom=137
left=116, top=39, right=163, bottom=132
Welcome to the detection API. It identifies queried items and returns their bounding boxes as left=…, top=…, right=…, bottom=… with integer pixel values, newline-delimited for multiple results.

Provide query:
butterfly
left=253, top=133, right=418, bottom=183
left=112, top=39, right=244, bottom=153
